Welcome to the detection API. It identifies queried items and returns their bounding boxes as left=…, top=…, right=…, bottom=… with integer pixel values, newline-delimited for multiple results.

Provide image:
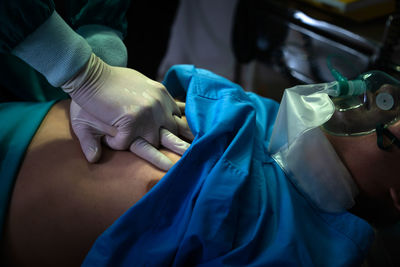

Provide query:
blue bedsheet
left=83, top=65, right=373, bottom=266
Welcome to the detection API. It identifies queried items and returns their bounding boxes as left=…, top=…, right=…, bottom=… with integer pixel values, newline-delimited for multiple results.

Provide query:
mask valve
left=376, top=92, right=394, bottom=110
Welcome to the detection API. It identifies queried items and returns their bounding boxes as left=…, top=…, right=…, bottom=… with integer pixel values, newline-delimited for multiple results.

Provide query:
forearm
left=0, top=1, right=91, bottom=88
left=0, top=0, right=130, bottom=53
left=11, top=11, right=92, bottom=87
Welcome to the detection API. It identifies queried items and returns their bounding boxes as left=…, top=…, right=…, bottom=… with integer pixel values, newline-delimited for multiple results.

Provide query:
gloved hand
left=62, top=54, right=192, bottom=170
left=70, top=100, right=193, bottom=169
left=76, top=25, right=128, bottom=67
left=71, top=24, right=127, bottom=163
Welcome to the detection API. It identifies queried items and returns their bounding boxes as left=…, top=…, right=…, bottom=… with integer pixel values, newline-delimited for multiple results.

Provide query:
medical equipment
left=268, top=69, right=400, bottom=212
left=322, top=70, right=400, bottom=136
left=268, top=73, right=358, bottom=213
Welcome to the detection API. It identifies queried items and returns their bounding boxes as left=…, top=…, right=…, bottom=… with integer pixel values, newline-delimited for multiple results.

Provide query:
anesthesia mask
left=267, top=71, right=400, bottom=212
left=268, top=69, right=400, bottom=155
left=321, top=70, right=400, bottom=138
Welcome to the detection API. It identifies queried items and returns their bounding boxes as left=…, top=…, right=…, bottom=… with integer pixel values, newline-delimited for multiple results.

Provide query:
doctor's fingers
left=161, top=86, right=182, bottom=117
left=160, top=128, right=190, bottom=156
left=74, top=129, right=103, bottom=163
left=148, top=85, right=182, bottom=118
left=169, top=100, right=193, bottom=141
left=145, top=91, right=180, bottom=138
left=174, top=115, right=194, bottom=141
left=130, top=138, right=174, bottom=171
left=70, top=100, right=118, bottom=137
left=70, top=101, right=117, bottom=162
left=175, top=100, right=186, bottom=114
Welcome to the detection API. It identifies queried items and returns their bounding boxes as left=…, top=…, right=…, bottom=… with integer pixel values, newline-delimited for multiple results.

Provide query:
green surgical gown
left=0, top=0, right=130, bottom=102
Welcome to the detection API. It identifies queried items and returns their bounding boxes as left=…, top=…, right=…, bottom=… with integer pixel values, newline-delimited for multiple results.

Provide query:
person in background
left=157, top=0, right=239, bottom=82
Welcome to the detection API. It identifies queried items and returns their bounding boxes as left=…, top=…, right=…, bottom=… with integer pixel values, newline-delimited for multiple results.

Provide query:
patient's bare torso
left=2, top=100, right=181, bottom=266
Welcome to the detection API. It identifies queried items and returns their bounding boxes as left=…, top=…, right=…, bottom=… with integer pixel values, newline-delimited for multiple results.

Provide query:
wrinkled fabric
left=83, top=65, right=374, bottom=266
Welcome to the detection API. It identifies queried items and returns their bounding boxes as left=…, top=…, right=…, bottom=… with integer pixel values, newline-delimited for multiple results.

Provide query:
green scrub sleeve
left=0, top=0, right=55, bottom=53
left=0, top=100, right=56, bottom=242
left=11, top=11, right=92, bottom=87
left=70, top=0, right=131, bottom=38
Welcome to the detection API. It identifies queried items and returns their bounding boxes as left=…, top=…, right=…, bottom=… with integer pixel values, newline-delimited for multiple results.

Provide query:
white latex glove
left=70, top=100, right=117, bottom=163
left=64, top=53, right=192, bottom=170
left=70, top=101, right=192, bottom=169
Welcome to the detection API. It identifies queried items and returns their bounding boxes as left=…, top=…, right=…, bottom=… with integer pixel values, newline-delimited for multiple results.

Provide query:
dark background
left=124, top=0, right=180, bottom=79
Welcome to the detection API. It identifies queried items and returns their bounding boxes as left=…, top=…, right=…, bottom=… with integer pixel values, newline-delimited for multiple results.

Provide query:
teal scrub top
left=83, top=65, right=374, bottom=266
left=0, top=0, right=130, bottom=53
left=0, top=100, right=56, bottom=242
left=0, top=0, right=131, bottom=102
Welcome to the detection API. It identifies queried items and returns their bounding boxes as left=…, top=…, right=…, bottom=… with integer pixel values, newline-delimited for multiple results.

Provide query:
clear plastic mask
left=321, top=71, right=400, bottom=136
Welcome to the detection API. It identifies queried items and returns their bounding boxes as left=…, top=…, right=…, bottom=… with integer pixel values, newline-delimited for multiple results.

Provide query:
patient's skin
left=325, top=120, right=400, bottom=199
left=324, top=120, right=400, bottom=225
left=2, top=100, right=182, bottom=266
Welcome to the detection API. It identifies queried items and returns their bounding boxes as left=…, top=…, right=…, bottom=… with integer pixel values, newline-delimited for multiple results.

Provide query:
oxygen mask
left=321, top=70, right=400, bottom=136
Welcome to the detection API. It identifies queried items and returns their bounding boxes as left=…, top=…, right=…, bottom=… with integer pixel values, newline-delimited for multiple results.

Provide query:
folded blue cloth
left=83, top=65, right=373, bottom=266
